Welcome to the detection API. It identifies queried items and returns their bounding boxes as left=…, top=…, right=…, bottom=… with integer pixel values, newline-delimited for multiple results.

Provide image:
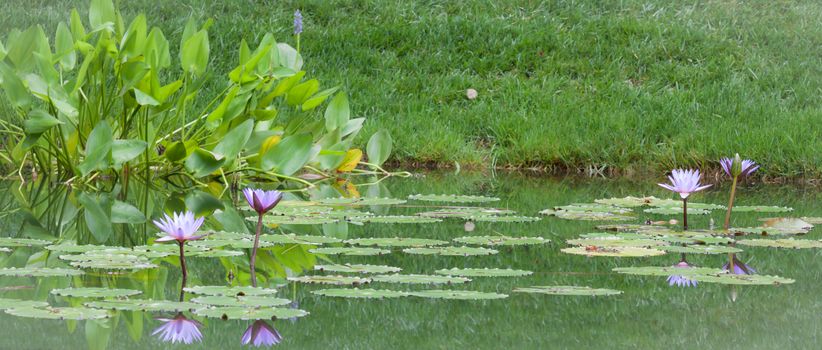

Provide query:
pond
left=0, top=171, right=819, bottom=349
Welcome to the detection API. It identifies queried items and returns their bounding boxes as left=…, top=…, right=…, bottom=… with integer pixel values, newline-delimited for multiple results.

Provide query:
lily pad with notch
left=6, top=306, right=110, bottom=320
left=191, top=295, right=291, bottom=307
left=513, top=286, right=622, bottom=296
left=736, top=239, right=822, bottom=249
left=347, top=216, right=442, bottom=224
left=408, top=290, right=508, bottom=300
left=561, top=246, right=666, bottom=257
left=314, top=264, right=402, bottom=274
left=311, top=288, right=410, bottom=299
left=434, top=268, right=533, bottom=277
left=193, top=306, right=309, bottom=320
left=344, top=237, right=449, bottom=247
left=407, top=194, right=500, bottom=203
left=0, top=267, right=84, bottom=277
left=288, top=275, right=371, bottom=285
left=402, top=246, right=498, bottom=256
left=51, top=287, right=142, bottom=298
left=183, top=286, right=280, bottom=296
left=452, top=236, right=549, bottom=246
left=85, top=300, right=199, bottom=312
left=309, top=247, right=389, bottom=256
left=370, top=274, right=470, bottom=284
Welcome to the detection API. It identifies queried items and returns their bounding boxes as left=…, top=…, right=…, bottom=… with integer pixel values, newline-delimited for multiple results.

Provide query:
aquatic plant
left=243, top=188, right=283, bottom=287
left=658, top=169, right=711, bottom=230
left=719, top=154, right=759, bottom=276
left=666, top=261, right=698, bottom=287
left=242, top=320, right=283, bottom=347
left=722, top=256, right=756, bottom=275
left=152, top=313, right=204, bottom=344
left=153, top=211, right=205, bottom=284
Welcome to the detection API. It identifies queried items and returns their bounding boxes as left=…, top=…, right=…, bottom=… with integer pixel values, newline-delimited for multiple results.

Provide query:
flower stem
left=178, top=240, right=188, bottom=287
left=250, top=214, right=264, bottom=287
left=723, top=176, right=738, bottom=230
left=682, top=197, right=688, bottom=231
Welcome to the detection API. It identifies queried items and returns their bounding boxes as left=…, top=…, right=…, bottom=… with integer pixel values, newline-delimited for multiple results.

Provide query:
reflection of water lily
left=658, top=169, right=711, bottom=199
left=722, top=256, right=756, bottom=275
left=153, top=211, right=206, bottom=243
left=243, top=188, right=283, bottom=215
left=153, top=313, right=203, bottom=344
left=287, top=300, right=300, bottom=323
left=720, top=156, right=759, bottom=178
left=242, top=320, right=282, bottom=347
left=667, top=261, right=698, bottom=287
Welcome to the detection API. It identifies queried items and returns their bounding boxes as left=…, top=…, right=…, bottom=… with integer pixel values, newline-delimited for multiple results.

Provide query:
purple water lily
left=720, top=157, right=759, bottom=178
left=722, top=255, right=756, bottom=275
left=153, top=211, right=206, bottom=285
left=243, top=188, right=283, bottom=215
left=153, top=313, right=203, bottom=344
left=244, top=188, right=284, bottom=287
left=667, top=261, right=698, bottom=287
left=658, top=169, right=712, bottom=199
left=293, top=10, right=303, bottom=35
left=242, top=320, right=283, bottom=347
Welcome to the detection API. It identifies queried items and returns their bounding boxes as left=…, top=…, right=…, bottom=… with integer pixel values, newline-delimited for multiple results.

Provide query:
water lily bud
left=731, top=153, right=743, bottom=177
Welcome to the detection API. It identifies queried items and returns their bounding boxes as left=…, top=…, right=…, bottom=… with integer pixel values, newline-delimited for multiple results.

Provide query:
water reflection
left=666, top=260, right=698, bottom=287
left=152, top=313, right=204, bottom=344
left=242, top=320, right=283, bottom=347
left=723, top=255, right=756, bottom=275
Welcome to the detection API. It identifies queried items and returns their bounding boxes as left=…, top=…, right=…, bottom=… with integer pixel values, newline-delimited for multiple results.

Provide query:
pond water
left=0, top=172, right=820, bottom=349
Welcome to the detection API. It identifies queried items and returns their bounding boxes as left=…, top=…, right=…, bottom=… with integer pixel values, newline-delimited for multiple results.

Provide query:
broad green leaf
left=164, top=141, right=188, bottom=162
left=228, top=43, right=272, bottom=83
left=89, top=0, right=116, bottom=31
left=341, top=118, right=365, bottom=138
left=112, top=139, right=147, bottom=168
left=185, top=148, right=225, bottom=177
left=181, top=30, right=209, bottom=76
left=302, top=86, right=339, bottom=111
left=366, top=129, right=393, bottom=166
left=24, top=109, right=63, bottom=134
left=336, top=149, right=362, bottom=172
left=185, top=191, right=224, bottom=216
left=120, top=14, right=147, bottom=59
left=6, top=26, right=46, bottom=72
left=317, top=143, right=348, bottom=171
left=212, top=119, right=253, bottom=161
left=70, top=9, right=87, bottom=39
left=205, top=86, right=239, bottom=129
left=0, top=62, right=31, bottom=107
left=277, top=43, right=303, bottom=70
left=77, top=193, right=112, bottom=243
left=261, top=71, right=305, bottom=105
left=145, top=28, right=171, bottom=69
left=285, top=79, right=319, bottom=106
left=133, top=89, right=159, bottom=106
left=325, top=92, right=350, bottom=132
left=55, top=22, right=76, bottom=70
left=79, top=121, right=113, bottom=176
left=260, top=133, right=319, bottom=175
left=111, top=201, right=145, bottom=224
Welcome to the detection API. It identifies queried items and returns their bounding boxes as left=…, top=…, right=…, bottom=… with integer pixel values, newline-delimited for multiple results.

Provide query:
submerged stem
left=250, top=214, right=264, bottom=287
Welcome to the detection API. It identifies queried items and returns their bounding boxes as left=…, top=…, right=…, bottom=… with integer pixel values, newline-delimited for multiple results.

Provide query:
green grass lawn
left=2, top=0, right=821, bottom=177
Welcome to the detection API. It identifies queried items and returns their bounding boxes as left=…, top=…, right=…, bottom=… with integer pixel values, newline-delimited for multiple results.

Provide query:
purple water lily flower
left=722, top=256, right=756, bottom=275
left=720, top=157, right=759, bottom=178
left=658, top=169, right=712, bottom=199
left=293, top=10, right=303, bottom=35
left=242, top=320, right=283, bottom=347
left=243, top=188, right=283, bottom=215
left=153, top=313, right=203, bottom=344
left=153, top=211, right=206, bottom=243
left=667, top=261, right=698, bottom=287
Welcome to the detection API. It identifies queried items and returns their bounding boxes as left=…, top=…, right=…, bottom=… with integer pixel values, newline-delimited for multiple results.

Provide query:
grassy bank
left=2, top=0, right=821, bottom=177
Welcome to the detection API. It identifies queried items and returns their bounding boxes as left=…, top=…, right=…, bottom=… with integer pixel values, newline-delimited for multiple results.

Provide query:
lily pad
left=0, top=298, right=49, bottom=310
left=46, top=244, right=130, bottom=254
left=566, top=238, right=664, bottom=247
left=736, top=239, right=822, bottom=249
left=612, top=266, right=725, bottom=276
left=344, top=237, right=449, bottom=247
left=85, top=300, right=199, bottom=312
left=465, top=215, right=541, bottom=223
left=434, top=268, right=533, bottom=277
left=6, top=306, right=110, bottom=320
left=554, top=204, right=633, bottom=214
left=409, top=290, right=508, bottom=300
left=661, top=245, right=743, bottom=254
left=70, top=259, right=157, bottom=270
left=311, top=288, right=410, bottom=299
left=315, top=264, right=402, bottom=274
left=51, top=288, right=142, bottom=298
left=318, top=197, right=406, bottom=206
left=58, top=253, right=146, bottom=262
left=417, top=208, right=516, bottom=219
left=402, top=246, right=498, bottom=256
left=260, top=216, right=340, bottom=225
left=453, top=236, right=549, bottom=246
left=594, top=196, right=661, bottom=207
left=540, top=209, right=634, bottom=221
left=0, top=237, right=53, bottom=247
left=561, top=246, right=666, bottom=257
left=309, top=247, right=389, bottom=256
left=348, top=216, right=442, bottom=224
left=800, top=217, right=822, bottom=225
left=407, top=194, right=500, bottom=203
left=644, top=207, right=710, bottom=215
left=370, top=274, right=470, bottom=284
left=656, top=235, right=734, bottom=245
left=733, top=206, right=793, bottom=213
left=261, top=234, right=343, bottom=245
left=595, top=224, right=674, bottom=233
left=691, top=273, right=795, bottom=285
left=288, top=275, right=371, bottom=285
left=193, top=306, right=309, bottom=320
left=183, top=286, right=280, bottom=296
left=0, top=267, right=84, bottom=277
left=191, top=295, right=291, bottom=307
left=191, top=250, right=245, bottom=258
left=512, top=286, right=623, bottom=296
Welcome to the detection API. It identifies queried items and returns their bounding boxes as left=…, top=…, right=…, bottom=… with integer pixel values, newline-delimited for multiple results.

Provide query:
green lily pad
left=190, top=239, right=262, bottom=249
left=513, top=286, right=623, bottom=296
left=348, top=216, right=442, bottom=224
left=370, top=274, right=470, bottom=284
left=85, top=300, right=199, bottom=312
left=661, top=245, right=743, bottom=254
left=183, top=286, right=280, bottom=296
left=540, top=209, right=634, bottom=221
left=0, top=267, right=84, bottom=277
left=46, top=244, right=130, bottom=254
left=465, top=215, right=541, bottom=223
left=191, top=250, right=245, bottom=258
left=453, top=236, right=549, bottom=246
left=51, top=288, right=142, bottom=298
left=6, top=306, right=110, bottom=320
left=733, top=206, right=793, bottom=213
left=595, top=196, right=661, bottom=207
left=193, top=306, right=309, bottom=320
left=315, top=264, right=402, bottom=274
left=309, top=247, right=389, bottom=256
left=132, top=244, right=209, bottom=255
left=554, top=204, right=633, bottom=214
left=0, top=237, right=53, bottom=247
left=578, top=232, right=653, bottom=240
left=434, top=268, right=533, bottom=277
left=649, top=202, right=725, bottom=210
left=259, top=216, right=340, bottom=225
left=595, top=224, right=675, bottom=233
left=644, top=207, right=710, bottom=215
left=656, top=235, right=734, bottom=245
left=800, top=217, right=822, bottom=225
left=408, top=194, right=500, bottom=203
left=261, top=234, right=343, bottom=245
left=402, top=246, right=498, bottom=256
left=0, top=298, right=49, bottom=310
left=417, top=208, right=516, bottom=219
left=561, top=246, right=666, bottom=257
left=566, top=238, right=664, bottom=247
left=344, top=237, right=449, bottom=247
left=612, top=266, right=725, bottom=276
left=731, top=227, right=809, bottom=236
left=691, top=273, right=795, bottom=285
left=191, top=295, right=291, bottom=307
left=70, top=259, right=157, bottom=270
left=318, top=197, right=406, bottom=206
left=288, top=275, right=371, bottom=285
left=312, top=288, right=410, bottom=299
left=58, top=253, right=146, bottom=262
left=736, top=239, right=822, bottom=249
left=0, top=247, right=10, bottom=253
left=409, top=290, right=508, bottom=300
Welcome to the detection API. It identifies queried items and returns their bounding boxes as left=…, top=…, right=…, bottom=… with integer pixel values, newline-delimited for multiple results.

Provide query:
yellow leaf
left=206, top=181, right=223, bottom=197
left=259, top=135, right=282, bottom=155
left=336, top=148, right=362, bottom=173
